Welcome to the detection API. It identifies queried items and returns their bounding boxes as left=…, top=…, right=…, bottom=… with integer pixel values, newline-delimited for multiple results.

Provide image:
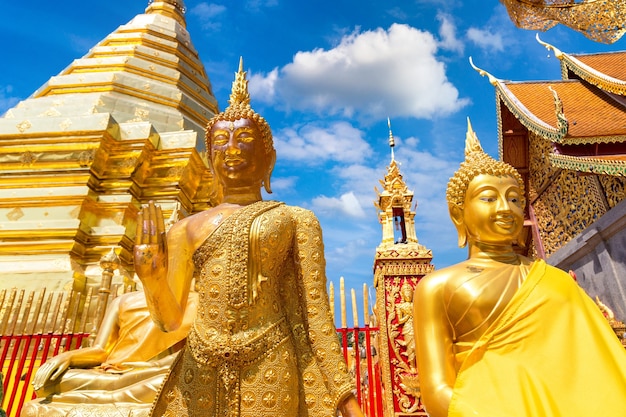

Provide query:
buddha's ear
left=449, top=203, right=467, bottom=248
left=263, top=149, right=276, bottom=194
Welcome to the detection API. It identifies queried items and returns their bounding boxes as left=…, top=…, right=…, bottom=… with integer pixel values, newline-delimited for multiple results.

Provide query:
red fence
left=2, top=327, right=382, bottom=417
left=0, top=283, right=382, bottom=417
left=338, top=325, right=383, bottom=417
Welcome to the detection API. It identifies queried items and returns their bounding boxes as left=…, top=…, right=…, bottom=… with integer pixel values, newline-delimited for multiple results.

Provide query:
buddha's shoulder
left=416, top=262, right=472, bottom=293
left=275, top=204, right=318, bottom=221
left=419, top=259, right=509, bottom=292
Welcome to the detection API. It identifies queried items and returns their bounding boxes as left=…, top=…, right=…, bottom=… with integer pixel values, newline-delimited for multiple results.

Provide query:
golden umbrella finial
left=147, top=0, right=186, bottom=13
left=387, top=117, right=396, bottom=162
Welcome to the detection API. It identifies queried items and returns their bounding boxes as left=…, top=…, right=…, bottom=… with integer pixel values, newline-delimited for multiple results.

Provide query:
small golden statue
left=23, top=290, right=197, bottom=417
left=413, top=119, right=626, bottom=417
left=134, top=59, right=363, bottom=417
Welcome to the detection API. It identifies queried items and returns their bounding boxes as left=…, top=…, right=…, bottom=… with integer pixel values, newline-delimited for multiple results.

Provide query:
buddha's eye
left=237, top=130, right=255, bottom=143
left=478, top=192, right=497, bottom=203
left=212, top=132, right=228, bottom=146
left=508, top=192, right=521, bottom=204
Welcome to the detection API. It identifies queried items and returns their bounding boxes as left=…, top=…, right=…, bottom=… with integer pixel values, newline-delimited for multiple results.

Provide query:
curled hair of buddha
left=205, top=57, right=274, bottom=155
left=446, top=118, right=525, bottom=207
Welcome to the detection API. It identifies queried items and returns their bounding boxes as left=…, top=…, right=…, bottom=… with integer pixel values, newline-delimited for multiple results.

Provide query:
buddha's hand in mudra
left=133, top=201, right=168, bottom=282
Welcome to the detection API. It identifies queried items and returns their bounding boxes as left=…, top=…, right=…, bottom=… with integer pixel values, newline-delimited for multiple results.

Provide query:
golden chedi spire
left=0, top=3, right=216, bottom=292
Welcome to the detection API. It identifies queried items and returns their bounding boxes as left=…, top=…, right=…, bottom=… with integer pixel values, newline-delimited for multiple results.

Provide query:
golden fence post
left=91, top=248, right=120, bottom=338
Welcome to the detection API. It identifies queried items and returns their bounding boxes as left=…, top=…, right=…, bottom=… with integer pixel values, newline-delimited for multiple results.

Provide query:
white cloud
left=466, top=27, right=504, bottom=52
left=250, top=24, right=469, bottom=121
left=269, top=176, right=298, bottom=193
left=437, top=13, right=464, bottom=53
left=311, top=191, right=367, bottom=219
left=189, top=3, right=227, bottom=30
left=274, top=121, right=373, bottom=165
left=249, top=68, right=278, bottom=103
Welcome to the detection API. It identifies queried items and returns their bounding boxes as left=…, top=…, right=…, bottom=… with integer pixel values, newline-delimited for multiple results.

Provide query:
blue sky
left=1, top=1, right=623, bottom=323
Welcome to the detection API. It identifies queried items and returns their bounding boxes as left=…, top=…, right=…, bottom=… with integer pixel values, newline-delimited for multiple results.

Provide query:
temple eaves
left=537, top=34, right=626, bottom=96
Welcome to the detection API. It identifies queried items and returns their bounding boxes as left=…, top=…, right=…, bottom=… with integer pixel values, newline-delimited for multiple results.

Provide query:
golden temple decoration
left=6, top=208, right=24, bottom=222
left=499, top=0, right=626, bottom=44
left=16, top=120, right=32, bottom=133
left=547, top=86, right=568, bottom=136
left=533, top=169, right=608, bottom=256
left=598, top=175, right=626, bottom=208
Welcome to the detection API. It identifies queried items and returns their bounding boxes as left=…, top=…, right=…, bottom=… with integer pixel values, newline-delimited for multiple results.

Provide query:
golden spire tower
left=373, top=122, right=434, bottom=416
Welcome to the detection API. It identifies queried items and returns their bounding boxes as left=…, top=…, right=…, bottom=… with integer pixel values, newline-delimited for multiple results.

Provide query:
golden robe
left=150, top=201, right=354, bottom=417
left=449, top=260, right=626, bottom=416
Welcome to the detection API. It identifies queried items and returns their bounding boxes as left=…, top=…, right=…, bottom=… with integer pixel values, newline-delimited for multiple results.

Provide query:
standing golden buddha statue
left=413, top=119, right=626, bottom=417
left=133, top=59, right=363, bottom=417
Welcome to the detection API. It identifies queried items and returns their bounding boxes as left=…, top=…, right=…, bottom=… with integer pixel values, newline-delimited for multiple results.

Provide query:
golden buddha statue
left=133, top=59, right=363, bottom=417
left=22, top=289, right=197, bottom=417
left=413, top=119, right=626, bottom=417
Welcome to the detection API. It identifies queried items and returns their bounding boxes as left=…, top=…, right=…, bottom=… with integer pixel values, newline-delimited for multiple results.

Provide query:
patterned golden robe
left=448, top=260, right=626, bottom=416
left=150, top=201, right=354, bottom=417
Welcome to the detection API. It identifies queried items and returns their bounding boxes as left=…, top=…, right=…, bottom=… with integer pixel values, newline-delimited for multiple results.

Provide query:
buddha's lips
left=225, top=158, right=244, bottom=166
left=493, top=216, right=515, bottom=228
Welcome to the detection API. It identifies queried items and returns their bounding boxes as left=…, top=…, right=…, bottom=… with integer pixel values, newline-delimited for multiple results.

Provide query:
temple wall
left=547, top=197, right=626, bottom=322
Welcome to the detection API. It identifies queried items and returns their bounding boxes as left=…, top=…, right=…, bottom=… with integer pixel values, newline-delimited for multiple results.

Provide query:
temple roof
left=472, top=39, right=626, bottom=176
left=500, top=80, right=626, bottom=145
left=566, top=51, right=626, bottom=89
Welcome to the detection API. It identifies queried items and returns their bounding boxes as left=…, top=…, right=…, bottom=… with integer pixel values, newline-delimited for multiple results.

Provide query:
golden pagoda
left=472, top=37, right=626, bottom=320
left=373, top=120, right=434, bottom=416
left=0, top=0, right=217, bottom=293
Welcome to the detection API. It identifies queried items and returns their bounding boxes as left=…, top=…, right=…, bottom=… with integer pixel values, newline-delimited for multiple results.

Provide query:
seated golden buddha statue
left=413, top=119, right=626, bottom=417
left=133, top=59, right=363, bottom=417
left=22, top=289, right=198, bottom=417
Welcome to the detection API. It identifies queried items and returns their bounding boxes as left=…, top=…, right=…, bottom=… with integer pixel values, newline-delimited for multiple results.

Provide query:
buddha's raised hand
left=133, top=201, right=168, bottom=282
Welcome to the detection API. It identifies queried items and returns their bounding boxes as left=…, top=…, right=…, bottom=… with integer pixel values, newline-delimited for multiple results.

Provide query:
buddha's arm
left=291, top=208, right=362, bottom=416
left=134, top=202, right=194, bottom=332
left=414, top=273, right=456, bottom=417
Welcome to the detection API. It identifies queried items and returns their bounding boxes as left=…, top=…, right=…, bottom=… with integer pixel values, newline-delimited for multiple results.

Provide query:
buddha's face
left=460, top=173, right=524, bottom=246
left=210, top=118, right=268, bottom=189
